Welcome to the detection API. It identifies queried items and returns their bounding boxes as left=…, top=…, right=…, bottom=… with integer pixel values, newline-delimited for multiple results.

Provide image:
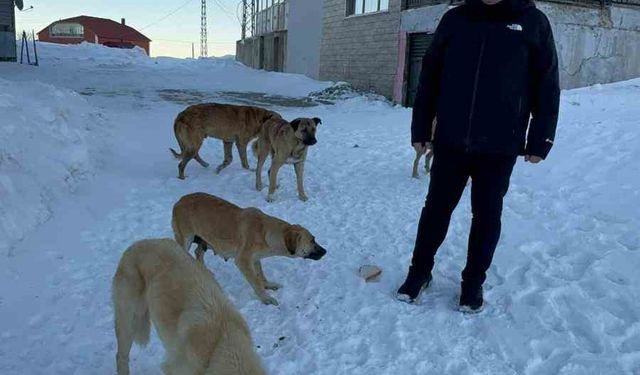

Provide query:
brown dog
left=172, top=192, right=327, bottom=306
left=112, top=238, right=266, bottom=375
left=253, top=117, right=321, bottom=202
left=170, top=103, right=280, bottom=179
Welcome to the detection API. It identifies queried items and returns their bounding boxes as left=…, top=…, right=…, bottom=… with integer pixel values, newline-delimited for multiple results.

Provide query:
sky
left=15, top=0, right=242, bottom=58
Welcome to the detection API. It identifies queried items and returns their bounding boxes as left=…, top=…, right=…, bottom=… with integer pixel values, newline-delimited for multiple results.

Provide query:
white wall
left=286, top=0, right=324, bottom=79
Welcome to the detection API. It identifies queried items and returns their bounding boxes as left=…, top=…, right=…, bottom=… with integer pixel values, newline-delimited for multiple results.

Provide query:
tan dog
left=412, top=144, right=434, bottom=178
left=253, top=117, right=321, bottom=202
left=112, top=238, right=266, bottom=375
left=412, top=119, right=437, bottom=178
left=170, top=103, right=280, bottom=179
left=172, top=193, right=327, bottom=306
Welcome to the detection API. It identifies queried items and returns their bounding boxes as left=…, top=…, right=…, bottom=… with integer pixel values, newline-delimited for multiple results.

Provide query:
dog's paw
left=412, top=174, right=420, bottom=179
left=265, top=281, right=282, bottom=291
left=256, top=183, right=263, bottom=191
left=178, top=175, right=186, bottom=180
left=298, top=194, right=309, bottom=202
left=260, top=294, right=279, bottom=306
left=266, top=195, right=276, bottom=203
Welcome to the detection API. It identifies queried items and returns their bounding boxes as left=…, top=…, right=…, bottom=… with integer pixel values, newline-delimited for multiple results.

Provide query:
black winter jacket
left=411, top=0, right=560, bottom=159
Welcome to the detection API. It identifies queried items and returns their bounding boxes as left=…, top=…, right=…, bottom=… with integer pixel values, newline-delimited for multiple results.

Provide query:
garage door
left=406, top=33, right=434, bottom=107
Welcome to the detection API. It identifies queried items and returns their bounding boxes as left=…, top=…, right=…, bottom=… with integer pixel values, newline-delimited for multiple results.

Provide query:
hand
left=525, top=155, right=543, bottom=164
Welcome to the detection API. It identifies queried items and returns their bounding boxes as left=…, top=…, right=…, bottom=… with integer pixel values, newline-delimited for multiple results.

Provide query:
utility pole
left=200, top=0, right=208, bottom=58
left=241, top=0, right=247, bottom=41
left=250, top=0, right=255, bottom=37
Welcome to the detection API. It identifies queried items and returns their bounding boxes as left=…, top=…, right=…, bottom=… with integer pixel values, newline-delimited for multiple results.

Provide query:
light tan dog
left=412, top=119, right=437, bottom=178
left=412, top=144, right=434, bottom=178
left=253, top=117, right=321, bottom=202
left=170, top=103, right=280, bottom=179
left=172, top=193, right=327, bottom=306
left=112, top=238, right=266, bottom=375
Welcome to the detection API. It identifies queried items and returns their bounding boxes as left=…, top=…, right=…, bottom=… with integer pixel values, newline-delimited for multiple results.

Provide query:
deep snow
left=0, top=42, right=639, bottom=375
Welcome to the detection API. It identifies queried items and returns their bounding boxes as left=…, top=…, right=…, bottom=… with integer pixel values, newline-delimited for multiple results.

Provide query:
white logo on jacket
left=507, top=24, right=523, bottom=31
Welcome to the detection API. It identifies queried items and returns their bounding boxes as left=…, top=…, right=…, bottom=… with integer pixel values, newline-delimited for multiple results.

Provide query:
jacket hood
left=465, top=0, right=535, bottom=17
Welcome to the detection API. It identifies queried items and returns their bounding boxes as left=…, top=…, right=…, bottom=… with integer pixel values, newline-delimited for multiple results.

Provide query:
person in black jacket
left=397, top=0, right=560, bottom=312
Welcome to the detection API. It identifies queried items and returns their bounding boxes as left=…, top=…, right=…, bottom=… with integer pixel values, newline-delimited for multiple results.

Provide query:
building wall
left=538, top=3, right=640, bottom=89
left=399, top=2, right=640, bottom=94
left=38, top=22, right=150, bottom=55
left=0, top=0, right=16, bottom=61
left=319, top=0, right=403, bottom=98
left=286, top=0, right=324, bottom=79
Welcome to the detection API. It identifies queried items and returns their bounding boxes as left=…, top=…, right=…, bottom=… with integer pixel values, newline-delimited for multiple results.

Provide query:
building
left=236, top=0, right=324, bottom=79
left=0, top=0, right=18, bottom=62
left=320, top=0, right=640, bottom=105
left=38, top=16, right=151, bottom=55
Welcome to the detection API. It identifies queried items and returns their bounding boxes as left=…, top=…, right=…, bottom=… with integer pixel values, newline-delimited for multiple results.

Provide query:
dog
left=172, top=193, right=327, bottom=306
left=412, top=143, right=434, bottom=178
left=412, top=119, right=437, bottom=178
left=170, top=103, right=280, bottom=179
left=253, top=117, right=321, bottom=202
left=112, top=238, right=266, bottom=375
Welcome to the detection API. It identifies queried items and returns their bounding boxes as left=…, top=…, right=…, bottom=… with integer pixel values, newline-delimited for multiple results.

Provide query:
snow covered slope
left=0, top=43, right=638, bottom=375
left=0, top=78, right=102, bottom=256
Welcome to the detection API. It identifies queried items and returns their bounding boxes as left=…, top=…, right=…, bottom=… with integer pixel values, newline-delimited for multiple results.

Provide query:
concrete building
left=38, top=16, right=151, bottom=55
left=236, top=0, right=324, bottom=79
left=0, top=0, right=18, bottom=62
left=319, top=0, right=640, bottom=105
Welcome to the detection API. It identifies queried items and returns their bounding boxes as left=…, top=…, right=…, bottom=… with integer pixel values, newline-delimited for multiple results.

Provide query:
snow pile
left=33, top=41, right=151, bottom=67
left=23, top=42, right=331, bottom=98
left=0, top=78, right=101, bottom=255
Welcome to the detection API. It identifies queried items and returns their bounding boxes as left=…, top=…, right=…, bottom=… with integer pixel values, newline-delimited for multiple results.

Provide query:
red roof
left=40, top=15, right=151, bottom=42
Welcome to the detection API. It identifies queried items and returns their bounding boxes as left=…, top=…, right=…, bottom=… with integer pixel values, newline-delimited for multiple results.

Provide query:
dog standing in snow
left=172, top=192, right=327, bottom=306
left=112, top=238, right=266, bottom=375
left=253, top=116, right=321, bottom=202
left=170, top=103, right=280, bottom=179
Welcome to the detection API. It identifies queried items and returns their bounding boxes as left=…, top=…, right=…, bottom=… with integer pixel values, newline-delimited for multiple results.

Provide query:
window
left=347, top=0, right=389, bottom=16
left=50, top=23, right=84, bottom=37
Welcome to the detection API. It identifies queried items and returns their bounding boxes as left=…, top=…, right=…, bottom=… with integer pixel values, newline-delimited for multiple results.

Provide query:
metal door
left=406, top=33, right=434, bottom=107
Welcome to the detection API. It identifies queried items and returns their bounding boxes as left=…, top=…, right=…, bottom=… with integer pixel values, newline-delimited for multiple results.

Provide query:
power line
left=141, top=0, right=196, bottom=31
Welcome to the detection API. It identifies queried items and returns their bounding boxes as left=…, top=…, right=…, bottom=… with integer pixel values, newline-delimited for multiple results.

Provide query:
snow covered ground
left=0, top=42, right=639, bottom=374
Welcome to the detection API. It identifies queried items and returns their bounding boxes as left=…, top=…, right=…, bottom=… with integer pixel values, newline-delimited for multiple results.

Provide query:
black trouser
left=410, top=146, right=517, bottom=287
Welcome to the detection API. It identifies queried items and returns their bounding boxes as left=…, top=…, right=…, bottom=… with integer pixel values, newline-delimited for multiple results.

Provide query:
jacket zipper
left=465, top=32, right=487, bottom=151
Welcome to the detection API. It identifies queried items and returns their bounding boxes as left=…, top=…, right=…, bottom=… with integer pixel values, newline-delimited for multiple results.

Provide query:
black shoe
left=396, top=270, right=432, bottom=304
left=459, top=283, right=484, bottom=313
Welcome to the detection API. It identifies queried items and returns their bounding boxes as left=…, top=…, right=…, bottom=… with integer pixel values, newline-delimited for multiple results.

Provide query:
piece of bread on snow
left=359, top=265, right=382, bottom=282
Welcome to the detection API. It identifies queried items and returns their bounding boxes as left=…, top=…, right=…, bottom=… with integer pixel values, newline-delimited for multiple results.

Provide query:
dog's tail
left=170, top=147, right=182, bottom=159
left=251, top=139, right=259, bottom=158
left=170, top=117, right=188, bottom=159
left=112, top=256, right=151, bottom=347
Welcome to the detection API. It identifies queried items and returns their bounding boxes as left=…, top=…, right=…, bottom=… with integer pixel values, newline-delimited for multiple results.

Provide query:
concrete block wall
left=319, top=0, right=403, bottom=98
left=399, top=2, right=640, bottom=91
left=539, top=3, right=640, bottom=89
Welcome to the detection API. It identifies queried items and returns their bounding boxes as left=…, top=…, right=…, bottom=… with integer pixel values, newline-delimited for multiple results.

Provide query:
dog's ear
left=290, top=118, right=302, bottom=131
left=262, top=112, right=277, bottom=123
left=312, top=117, right=322, bottom=126
left=284, top=227, right=299, bottom=256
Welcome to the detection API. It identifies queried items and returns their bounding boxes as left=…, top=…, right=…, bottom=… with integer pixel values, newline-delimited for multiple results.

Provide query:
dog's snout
left=304, top=137, right=317, bottom=146
left=306, top=244, right=326, bottom=260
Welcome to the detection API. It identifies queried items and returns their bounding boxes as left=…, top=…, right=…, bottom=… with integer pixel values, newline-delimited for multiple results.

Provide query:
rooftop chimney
left=121, top=18, right=126, bottom=25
